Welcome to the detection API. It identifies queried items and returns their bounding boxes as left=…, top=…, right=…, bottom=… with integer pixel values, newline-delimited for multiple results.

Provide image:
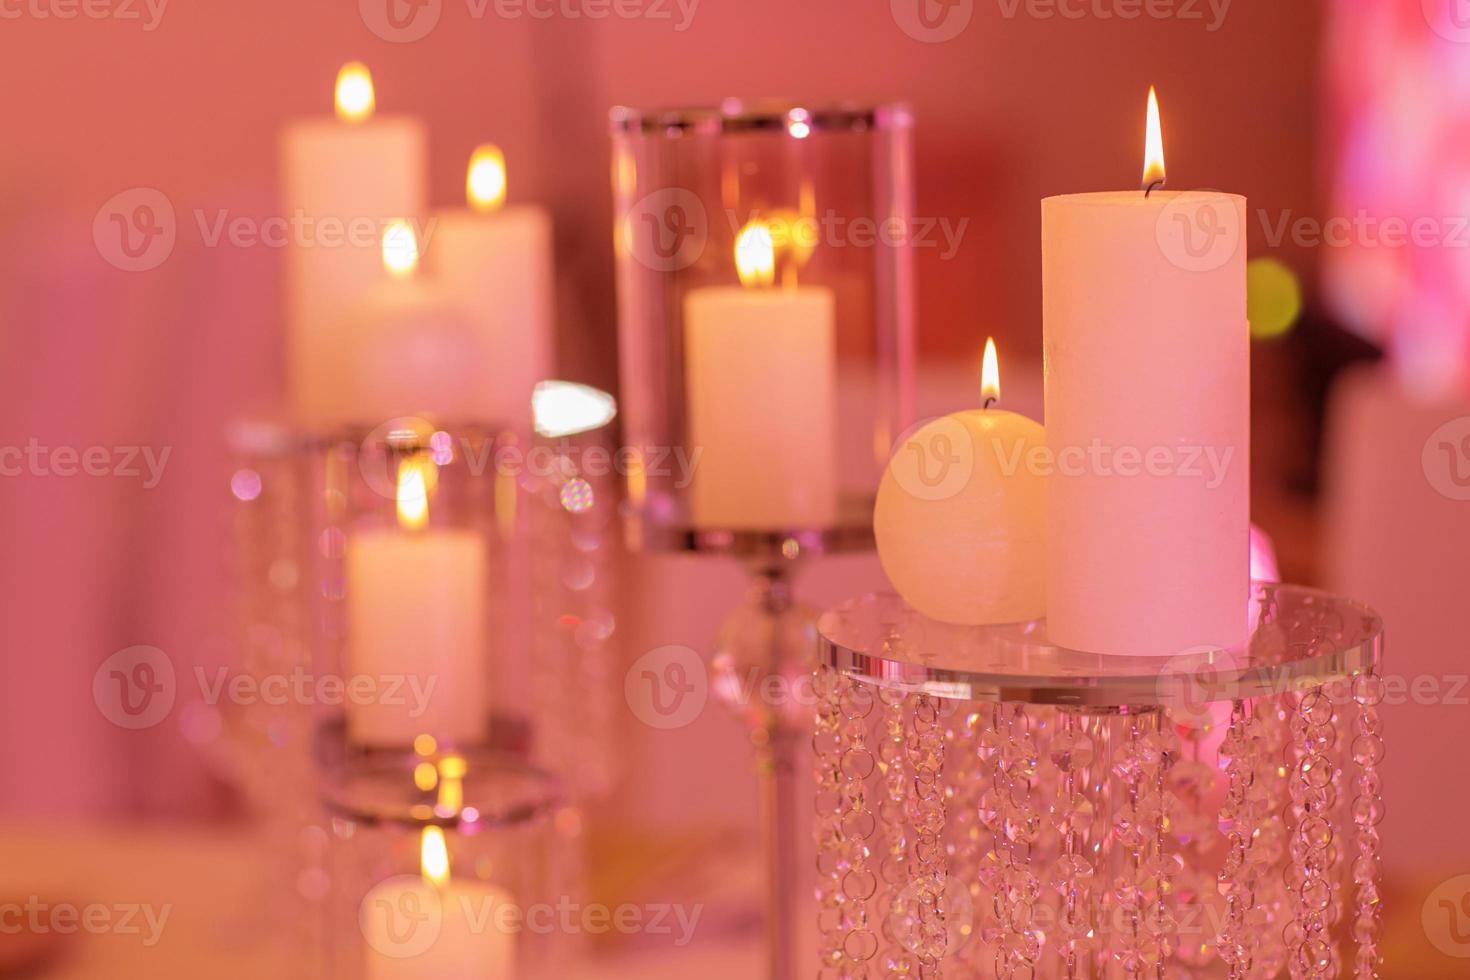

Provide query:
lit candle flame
left=396, top=459, right=430, bottom=531
left=981, top=337, right=1001, bottom=406
left=420, top=826, right=450, bottom=887
left=466, top=144, right=507, bottom=212
left=382, top=220, right=419, bottom=277
left=335, top=62, right=375, bottom=123
left=734, top=219, right=776, bottom=289
left=1142, top=86, right=1166, bottom=191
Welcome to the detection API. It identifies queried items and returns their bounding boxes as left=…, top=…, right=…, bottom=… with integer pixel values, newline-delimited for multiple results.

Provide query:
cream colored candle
left=280, top=63, right=428, bottom=428
left=683, top=221, right=837, bottom=529
left=429, top=145, right=555, bottom=428
left=343, top=223, right=491, bottom=424
left=875, top=339, right=1046, bottom=625
left=346, top=462, right=489, bottom=747
left=361, top=828, right=515, bottom=979
left=1042, top=88, right=1249, bottom=657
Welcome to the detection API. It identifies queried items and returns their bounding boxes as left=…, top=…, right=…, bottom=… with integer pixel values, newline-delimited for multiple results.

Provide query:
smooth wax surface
left=875, top=408, right=1046, bottom=625
left=683, top=285, right=837, bottom=530
left=1042, top=190, right=1249, bottom=657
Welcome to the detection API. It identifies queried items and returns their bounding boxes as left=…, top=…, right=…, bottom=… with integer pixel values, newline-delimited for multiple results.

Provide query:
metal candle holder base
left=813, top=583, right=1385, bottom=979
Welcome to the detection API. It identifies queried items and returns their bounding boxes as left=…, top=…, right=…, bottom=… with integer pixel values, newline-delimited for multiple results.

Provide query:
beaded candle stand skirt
left=812, top=584, right=1385, bottom=979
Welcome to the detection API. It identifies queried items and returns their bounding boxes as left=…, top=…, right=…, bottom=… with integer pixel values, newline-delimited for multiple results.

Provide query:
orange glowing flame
left=396, top=460, right=430, bottom=531
left=420, top=826, right=450, bottom=887
left=981, top=337, right=1001, bottom=406
left=382, top=220, right=419, bottom=277
left=1142, top=86, right=1166, bottom=191
left=467, top=144, right=507, bottom=212
left=335, top=62, right=375, bottom=123
left=734, top=219, right=776, bottom=288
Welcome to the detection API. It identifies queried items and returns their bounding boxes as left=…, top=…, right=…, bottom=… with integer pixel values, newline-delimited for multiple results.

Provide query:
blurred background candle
left=361, top=826, right=515, bottom=980
left=683, top=219, right=837, bottom=529
left=1042, top=88, right=1249, bottom=657
left=429, top=144, right=555, bottom=429
left=343, top=222, right=491, bottom=423
left=279, top=62, right=428, bottom=429
left=345, top=459, right=489, bottom=747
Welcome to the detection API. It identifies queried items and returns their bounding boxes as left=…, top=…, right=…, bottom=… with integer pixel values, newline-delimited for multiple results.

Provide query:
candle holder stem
left=714, top=561, right=816, bottom=980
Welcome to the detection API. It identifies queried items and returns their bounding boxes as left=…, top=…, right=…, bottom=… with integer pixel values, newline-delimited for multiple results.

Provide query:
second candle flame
left=467, top=144, right=507, bottom=212
left=335, top=62, right=375, bottom=123
left=420, top=826, right=450, bottom=887
left=982, top=337, right=1000, bottom=407
left=396, top=460, right=430, bottom=531
left=734, top=220, right=776, bottom=289
left=1142, top=86, right=1166, bottom=191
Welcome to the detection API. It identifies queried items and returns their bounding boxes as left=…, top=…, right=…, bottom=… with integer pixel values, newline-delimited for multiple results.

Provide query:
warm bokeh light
left=334, top=62, right=375, bottom=123
left=396, top=459, right=430, bottom=531
left=532, top=380, right=618, bottom=438
left=1143, top=85, right=1166, bottom=190
left=1247, top=257, right=1304, bottom=339
left=437, top=755, right=466, bottom=812
left=981, top=336, right=1001, bottom=405
left=734, top=220, right=776, bottom=288
left=466, top=144, right=507, bottom=212
left=420, top=826, right=450, bottom=886
left=382, top=220, right=419, bottom=277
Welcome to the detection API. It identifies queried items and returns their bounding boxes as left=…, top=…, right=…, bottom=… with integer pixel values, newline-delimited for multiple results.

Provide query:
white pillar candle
left=429, top=145, right=555, bottom=428
left=362, top=828, right=516, bottom=980
left=683, top=220, right=838, bottom=529
left=1042, top=88, right=1249, bottom=657
left=346, top=462, right=489, bottom=747
left=342, top=223, right=492, bottom=424
left=279, top=63, right=428, bottom=429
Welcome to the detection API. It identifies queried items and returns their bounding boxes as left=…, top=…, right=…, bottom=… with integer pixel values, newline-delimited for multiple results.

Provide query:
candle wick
left=983, top=396, right=998, bottom=410
left=1144, top=179, right=1165, bottom=198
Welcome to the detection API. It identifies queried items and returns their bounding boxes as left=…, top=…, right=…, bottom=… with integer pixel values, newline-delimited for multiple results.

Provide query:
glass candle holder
left=610, top=100, right=916, bottom=551
left=316, top=417, right=538, bottom=757
left=320, top=750, right=569, bottom=980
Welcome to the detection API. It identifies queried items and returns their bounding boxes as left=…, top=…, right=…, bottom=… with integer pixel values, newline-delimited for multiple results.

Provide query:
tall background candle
left=1042, top=89, right=1249, bottom=657
left=279, top=63, right=428, bottom=428
left=683, top=220, right=837, bottom=529
left=429, top=145, right=555, bottom=428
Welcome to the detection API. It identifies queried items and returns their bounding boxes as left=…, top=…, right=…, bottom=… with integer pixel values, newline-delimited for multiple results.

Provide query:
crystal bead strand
left=944, top=710, right=986, bottom=973
left=1286, top=686, right=1337, bottom=979
left=1350, top=671, right=1385, bottom=979
left=1216, top=700, right=1260, bottom=979
left=878, top=687, right=914, bottom=976
left=1049, top=709, right=1096, bottom=980
left=905, top=693, right=949, bottom=977
left=995, top=703, right=1041, bottom=979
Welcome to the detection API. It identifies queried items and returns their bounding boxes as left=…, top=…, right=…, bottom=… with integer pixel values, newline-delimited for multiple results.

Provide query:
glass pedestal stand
left=641, top=520, right=873, bottom=980
left=813, top=583, right=1385, bottom=979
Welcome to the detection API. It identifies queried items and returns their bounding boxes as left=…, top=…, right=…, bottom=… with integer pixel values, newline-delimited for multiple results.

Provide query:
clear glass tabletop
left=817, top=582, right=1383, bottom=707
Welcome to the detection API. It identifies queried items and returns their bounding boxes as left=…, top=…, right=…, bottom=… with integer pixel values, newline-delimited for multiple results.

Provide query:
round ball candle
left=280, top=63, right=428, bottom=429
left=346, top=462, right=489, bottom=748
left=1042, top=88, right=1249, bottom=657
left=428, top=145, right=556, bottom=429
left=361, top=827, right=515, bottom=980
left=342, top=223, right=494, bottom=424
left=875, top=339, right=1046, bottom=625
left=683, top=220, right=838, bottom=529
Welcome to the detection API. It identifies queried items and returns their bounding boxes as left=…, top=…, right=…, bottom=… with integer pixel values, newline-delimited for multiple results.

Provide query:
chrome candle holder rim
left=609, top=99, right=913, bottom=138
left=322, top=750, right=563, bottom=832
left=817, top=581, right=1382, bottom=707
